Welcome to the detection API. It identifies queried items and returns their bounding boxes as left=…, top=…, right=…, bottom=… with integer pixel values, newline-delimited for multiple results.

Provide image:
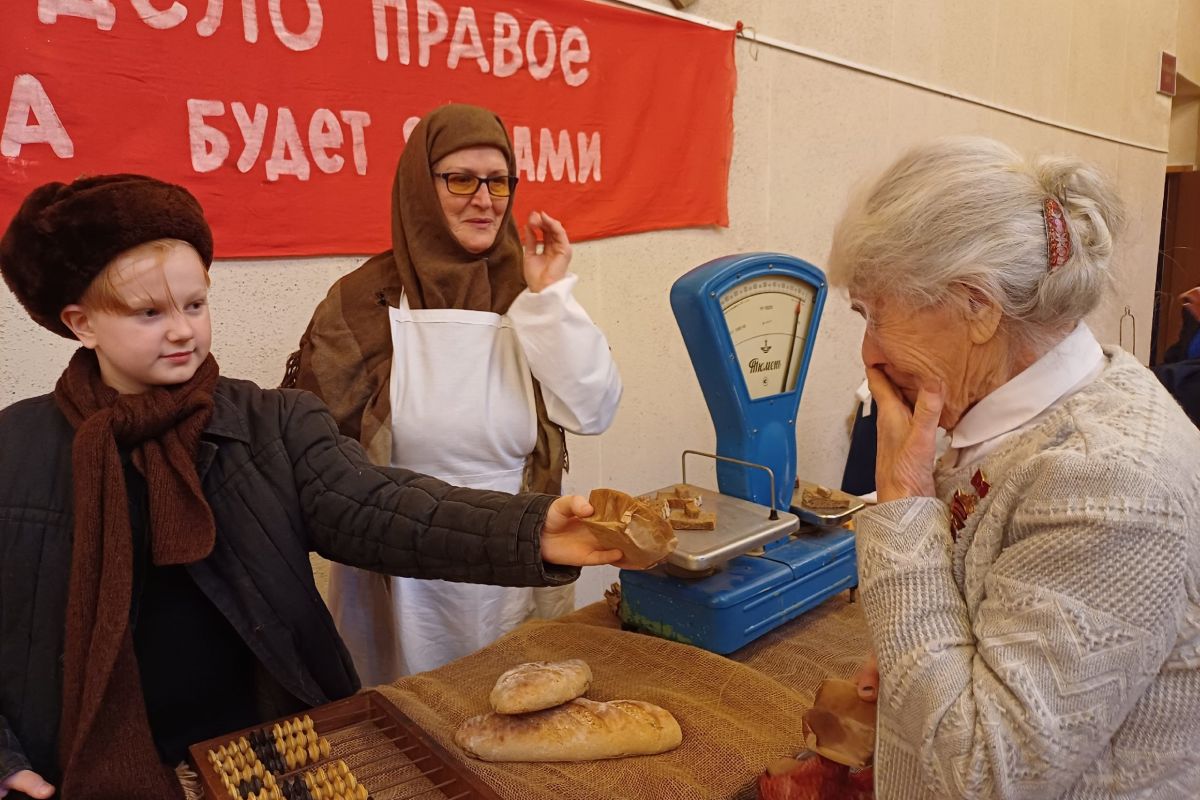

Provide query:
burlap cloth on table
left=373, top=593, right=871, bottom=800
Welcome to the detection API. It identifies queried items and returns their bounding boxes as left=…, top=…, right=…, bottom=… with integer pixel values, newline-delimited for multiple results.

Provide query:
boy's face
left=64, top=243, right=212, bottom=394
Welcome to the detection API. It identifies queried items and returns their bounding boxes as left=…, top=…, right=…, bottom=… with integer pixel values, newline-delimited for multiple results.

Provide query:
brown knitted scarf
left=52, top=348, right=220, bottom=799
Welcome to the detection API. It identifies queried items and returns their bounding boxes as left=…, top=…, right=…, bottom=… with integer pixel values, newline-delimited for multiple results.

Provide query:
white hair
left=828, top=136, right=1125, bottom=347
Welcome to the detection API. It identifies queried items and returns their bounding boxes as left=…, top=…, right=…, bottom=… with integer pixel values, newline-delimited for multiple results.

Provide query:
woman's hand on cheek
left=867, top=367, right=942, bottom=503
left=522, top=211, right=572, bottom=292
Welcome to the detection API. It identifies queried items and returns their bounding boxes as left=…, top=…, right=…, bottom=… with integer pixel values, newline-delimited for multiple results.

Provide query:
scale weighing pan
left=641, top=482, right=798, bottom=573
left=791, top=479, right=867, bottom=528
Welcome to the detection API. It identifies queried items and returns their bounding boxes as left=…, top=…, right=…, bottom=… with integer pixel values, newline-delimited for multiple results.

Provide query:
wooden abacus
left=189, top=690, right=500, bottom=800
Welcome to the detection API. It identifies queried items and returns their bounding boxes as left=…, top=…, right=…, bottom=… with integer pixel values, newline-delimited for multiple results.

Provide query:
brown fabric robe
left=282, top=104, right=565, bottom=492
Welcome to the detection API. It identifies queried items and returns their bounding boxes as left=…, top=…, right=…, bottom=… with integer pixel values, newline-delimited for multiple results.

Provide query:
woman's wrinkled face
left=850, top=292, right=975, bottom=428
left=432, top=146, right=511, bottom=254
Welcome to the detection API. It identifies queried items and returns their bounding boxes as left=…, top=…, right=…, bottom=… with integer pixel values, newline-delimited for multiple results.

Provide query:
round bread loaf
left=489, top=659, right=593, bottom=714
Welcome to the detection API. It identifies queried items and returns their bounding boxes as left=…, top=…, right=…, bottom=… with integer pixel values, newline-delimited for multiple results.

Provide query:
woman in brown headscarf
left=285, top=104, right=622, bottom=682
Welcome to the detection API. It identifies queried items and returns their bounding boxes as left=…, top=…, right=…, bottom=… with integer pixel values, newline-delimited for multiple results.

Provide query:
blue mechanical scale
left=619, top=253, right=864, bottom=654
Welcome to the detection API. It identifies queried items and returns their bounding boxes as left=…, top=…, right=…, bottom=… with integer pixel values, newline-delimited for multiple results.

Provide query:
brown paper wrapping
left=578, top=488, right=677, bottom=570
left=801, top=678, right=877, bottom=768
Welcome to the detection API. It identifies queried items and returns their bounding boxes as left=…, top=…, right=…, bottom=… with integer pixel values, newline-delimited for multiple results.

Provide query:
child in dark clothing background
left=0, top=175, right=634, bottom=799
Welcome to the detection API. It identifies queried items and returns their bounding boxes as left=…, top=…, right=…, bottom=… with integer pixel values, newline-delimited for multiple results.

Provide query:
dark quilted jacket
left=0, top=377, right=572, bottom=786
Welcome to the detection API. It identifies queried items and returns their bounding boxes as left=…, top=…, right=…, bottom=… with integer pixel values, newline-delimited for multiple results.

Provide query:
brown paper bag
left=579, top=488, right=677, bottom=570
left=801, top=678, right=877, bottom=768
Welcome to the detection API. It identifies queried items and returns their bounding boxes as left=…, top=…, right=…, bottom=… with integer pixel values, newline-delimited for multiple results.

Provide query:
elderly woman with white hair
left=830, top=137, right=1200, bottom=798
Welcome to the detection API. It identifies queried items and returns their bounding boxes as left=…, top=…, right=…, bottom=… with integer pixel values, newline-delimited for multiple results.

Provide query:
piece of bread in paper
left=802, top=678, right=877, bottom=768
left=579, top=488, right=677, bottom=570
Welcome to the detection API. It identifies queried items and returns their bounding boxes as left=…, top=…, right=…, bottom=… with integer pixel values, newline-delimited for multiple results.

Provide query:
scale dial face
left=719, top=275, right=816, bottom=400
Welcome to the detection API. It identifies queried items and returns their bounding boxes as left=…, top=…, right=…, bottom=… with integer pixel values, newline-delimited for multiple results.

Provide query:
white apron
left=327, top=293, right=574, bottom=684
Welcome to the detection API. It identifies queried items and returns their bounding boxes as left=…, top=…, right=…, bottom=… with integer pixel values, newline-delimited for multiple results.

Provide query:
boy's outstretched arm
left=279, top=390, right=624, bottom=585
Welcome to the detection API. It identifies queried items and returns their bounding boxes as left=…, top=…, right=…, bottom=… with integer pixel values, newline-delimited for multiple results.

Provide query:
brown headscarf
left=53, top=348, right=219, bottom=799
left=283, top=104, right=566, bottom=493
left=391, top=103, right=526, bottom=313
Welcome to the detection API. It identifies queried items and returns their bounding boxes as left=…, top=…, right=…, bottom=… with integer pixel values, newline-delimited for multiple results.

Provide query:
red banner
left=1, top=1, right=735, bottom=257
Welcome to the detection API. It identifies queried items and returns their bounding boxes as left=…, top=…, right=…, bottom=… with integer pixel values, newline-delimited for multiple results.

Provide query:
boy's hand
left=1, top=770, right=55, bottom=798
left=540, top=495, right=629, bottom=567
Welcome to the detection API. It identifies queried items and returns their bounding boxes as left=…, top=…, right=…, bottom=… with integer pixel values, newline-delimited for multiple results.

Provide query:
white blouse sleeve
left=507, top=274, right=622, bottom=435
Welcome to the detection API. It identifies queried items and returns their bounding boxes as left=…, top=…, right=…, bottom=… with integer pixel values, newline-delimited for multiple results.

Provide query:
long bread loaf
left=455, top=698, right=683, bottom=762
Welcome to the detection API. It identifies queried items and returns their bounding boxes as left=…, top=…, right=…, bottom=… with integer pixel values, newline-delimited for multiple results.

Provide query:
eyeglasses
left=434, top=172, right=519, bottom=198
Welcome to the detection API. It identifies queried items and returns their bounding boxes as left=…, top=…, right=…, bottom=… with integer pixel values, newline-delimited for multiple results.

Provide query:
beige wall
left=1169, top=95, right=1200, bottom=166
left=1172, top=0, right=1200, bottom=168
left=1179, top=0, right=1200, bottom=80
left=0, top=0, right=1181, bottom=606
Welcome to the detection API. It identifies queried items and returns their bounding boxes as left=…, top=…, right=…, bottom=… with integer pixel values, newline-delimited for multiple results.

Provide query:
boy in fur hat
left=0, top=175, right=631, bottom=799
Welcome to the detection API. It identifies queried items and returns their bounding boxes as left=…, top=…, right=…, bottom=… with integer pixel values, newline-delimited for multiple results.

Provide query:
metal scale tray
left=647, top=482, right=799, bottom=573
left=620, top=454, right=860, bottom=655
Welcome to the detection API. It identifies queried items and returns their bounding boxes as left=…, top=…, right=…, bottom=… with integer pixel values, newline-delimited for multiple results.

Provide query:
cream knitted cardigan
left=857, top=349, right=1200, bottom=799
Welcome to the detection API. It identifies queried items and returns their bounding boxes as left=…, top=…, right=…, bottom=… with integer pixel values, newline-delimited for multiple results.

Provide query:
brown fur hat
left=0, top=174, right=214, bottom=339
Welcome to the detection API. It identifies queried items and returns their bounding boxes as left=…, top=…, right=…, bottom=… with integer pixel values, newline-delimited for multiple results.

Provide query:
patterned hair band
left=1043, top=197, right=1072, bottom=271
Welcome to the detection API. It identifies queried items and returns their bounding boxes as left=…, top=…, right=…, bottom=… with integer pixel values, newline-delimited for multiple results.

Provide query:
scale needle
left=779, top=300, right=803, bottom=394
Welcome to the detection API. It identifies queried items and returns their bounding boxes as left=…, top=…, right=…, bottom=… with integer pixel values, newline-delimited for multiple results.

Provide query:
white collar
left=948, top=323, right=1105, bottom=451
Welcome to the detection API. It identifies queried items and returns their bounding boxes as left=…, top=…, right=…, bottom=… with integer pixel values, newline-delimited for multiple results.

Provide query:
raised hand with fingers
left=522, top=211, right=572, bottom=292
left=866, top=367, right=943, bottom=503
left=1182, top=286, right=1200, bottom=323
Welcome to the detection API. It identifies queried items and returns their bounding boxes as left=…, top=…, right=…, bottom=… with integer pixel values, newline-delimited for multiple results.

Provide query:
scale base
left=618, top=527, right=857, bottom=655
